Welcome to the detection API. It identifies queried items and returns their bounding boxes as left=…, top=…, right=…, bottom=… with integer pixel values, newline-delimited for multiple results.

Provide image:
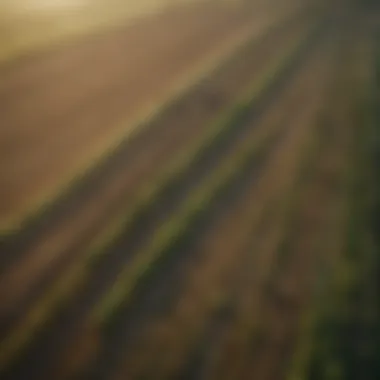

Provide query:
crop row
left=286, top=29, right=376, bottom=380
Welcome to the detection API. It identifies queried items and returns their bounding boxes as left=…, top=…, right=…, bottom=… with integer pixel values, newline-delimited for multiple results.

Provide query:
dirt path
left=0, top=0, right=298, bottom=231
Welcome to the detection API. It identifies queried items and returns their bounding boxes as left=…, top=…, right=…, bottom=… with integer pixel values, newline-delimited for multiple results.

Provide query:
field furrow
left=0, top=3, right=377, bottom=380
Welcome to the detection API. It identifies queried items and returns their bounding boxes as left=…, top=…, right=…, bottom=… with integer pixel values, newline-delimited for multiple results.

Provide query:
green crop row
left=285, top=117, right=353, bottom=380
left=286, top=34, right=377, bottom=380
left=187, top=52, right=337, bottom=378
left=185, top=98, right=331, bottom=380
left=292, top=105, right=371, bottom=380
left=93, top=114, right=283, bottom=325
left=245, top=91, right=330, bottom=368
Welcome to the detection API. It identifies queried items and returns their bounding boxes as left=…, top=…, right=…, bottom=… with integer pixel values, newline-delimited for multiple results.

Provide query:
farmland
left=0, top=0, right=379, bottom=380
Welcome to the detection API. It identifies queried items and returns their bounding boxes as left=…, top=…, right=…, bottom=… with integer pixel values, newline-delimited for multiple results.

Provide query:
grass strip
left=286, top=35, right=375, bottom=380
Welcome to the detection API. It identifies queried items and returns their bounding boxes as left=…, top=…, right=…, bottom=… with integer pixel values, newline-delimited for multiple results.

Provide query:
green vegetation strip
left=186, top=101, right=329, bottom=378
left=263, top=99, right=328, bottom=290
left=0, top=25, right=320, bottom=371
left=284, top=49, right=349, bottom=380
left=295, top=98, right=371, bottom=380
left=189, top=61, right=334, bottom=376
left=225, top=39, right=338, bottom=372
left=93, top=122, right=279, bottom=325
left=286, top=37, right=375, bottom=380
left=285, top=117, right=352, bottom=380
left=244, top=90, right=329, bottom=355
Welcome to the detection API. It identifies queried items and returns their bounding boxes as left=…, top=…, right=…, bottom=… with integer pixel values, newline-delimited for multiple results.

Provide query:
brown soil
left=238, top=38, right=358, bottom=380
left=0, top=8, right=311, bottom=333
left=0, top=0, right=292, bottom=228
left=192, top=43, right=335, bottom=380
left=96, top=35, right=334, bottom=380
left=0, top=15, right=322, bottom=380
